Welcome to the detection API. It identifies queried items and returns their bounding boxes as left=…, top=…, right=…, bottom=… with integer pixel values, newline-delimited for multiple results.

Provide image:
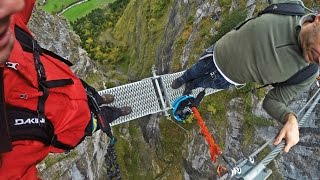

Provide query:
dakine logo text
left=15, top=118, right=45, bottom=125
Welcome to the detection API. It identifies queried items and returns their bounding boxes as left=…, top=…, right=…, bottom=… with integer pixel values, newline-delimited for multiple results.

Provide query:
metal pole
left=151, top=66, right=170, bottom=119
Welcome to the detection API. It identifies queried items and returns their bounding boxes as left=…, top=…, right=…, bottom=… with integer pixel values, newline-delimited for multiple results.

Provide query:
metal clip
left=20, top=93, right=28, bottom=99
left=6, top=62, right=19, bottom=70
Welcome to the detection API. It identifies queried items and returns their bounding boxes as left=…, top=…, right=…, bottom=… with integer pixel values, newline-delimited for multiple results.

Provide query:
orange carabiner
left=216, top=164, right=228, bottom=177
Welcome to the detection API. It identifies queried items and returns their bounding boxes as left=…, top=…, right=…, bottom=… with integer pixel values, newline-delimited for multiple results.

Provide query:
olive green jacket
left=214, top=0, right=318, bottom=122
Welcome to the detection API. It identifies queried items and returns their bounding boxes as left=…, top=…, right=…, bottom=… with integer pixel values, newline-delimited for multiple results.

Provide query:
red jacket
left=0, top=0, right=91, bottom=179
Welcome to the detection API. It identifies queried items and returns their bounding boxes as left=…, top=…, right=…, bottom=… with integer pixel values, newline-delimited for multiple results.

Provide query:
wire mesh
left=99, top=78, right=162, bottom=126
left=99, top=71, right=221, bottom=126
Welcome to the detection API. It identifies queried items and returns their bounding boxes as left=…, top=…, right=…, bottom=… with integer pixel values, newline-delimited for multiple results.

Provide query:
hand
left=274, top=113, right=299, bottom=153
left=0, top=0, right=25, bottom=64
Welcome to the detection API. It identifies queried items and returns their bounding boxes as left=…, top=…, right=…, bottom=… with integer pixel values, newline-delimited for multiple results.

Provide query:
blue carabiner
left=172, top=95, right=195, bottom=121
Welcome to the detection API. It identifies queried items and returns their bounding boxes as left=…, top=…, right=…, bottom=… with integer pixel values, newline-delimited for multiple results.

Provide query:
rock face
left=29, top=0, right=319, bottom=179
left=28, top=7, right=108, bottom=88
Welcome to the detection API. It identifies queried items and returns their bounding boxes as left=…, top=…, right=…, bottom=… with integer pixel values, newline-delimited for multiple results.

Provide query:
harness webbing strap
left=14, top=25, right=73, bottom=66
left=50, top=135, right=74, bottom=151
left=236, top=3, right=305, bottom=31
left=191, top=107, right=221, bottom=162
left=0, top=68, right=12, bottom=153
left=41, top=48, right=73, bottom=66
left=258, top=3, right=305, bottom=16
left=6, top=107, right=74, bottom=151
left=7, top=107, right=54, bottom=146
left=272, top=64, right=318, bottom=87
left=43, top=79, right=74, bottom=88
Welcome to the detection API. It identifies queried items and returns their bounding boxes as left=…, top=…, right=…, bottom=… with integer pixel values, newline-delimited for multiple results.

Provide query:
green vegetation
left=40, top=0, right=115, bottom=22
left=211, top=8, right=247, bottom=44
left=113, top=122, right=154, bottom=179
left=62, top=0, right=116, bottom=22
left=41, top=0, right=78, bottom=14
left=218, top=0, right=232, bottom=7
left=71, top=0, right=130, bottom=68
left=112, top=0, right=174, bottom=78
left=44, top=150, right=78, bottom=168
left=304, top=0, right=320, bottom=10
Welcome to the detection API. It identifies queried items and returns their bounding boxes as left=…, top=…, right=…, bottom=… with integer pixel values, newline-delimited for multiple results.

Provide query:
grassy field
left=40, top=0, right=115, bottom=22
left=41, top=0, right=79, bottom=14
left=62, top=0, right=116, bottom=22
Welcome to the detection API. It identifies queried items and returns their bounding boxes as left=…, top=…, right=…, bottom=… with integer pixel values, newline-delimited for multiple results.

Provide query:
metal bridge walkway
left=99, top=66, right=219, bottom=126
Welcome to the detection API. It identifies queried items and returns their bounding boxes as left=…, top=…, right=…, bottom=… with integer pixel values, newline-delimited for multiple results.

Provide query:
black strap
left=34, top=49, right=48, bottom=121
left=250, top=64, right=319, bottom=93
left=0, top=68, right=12, bottom=153
left=43, top=79, right=74, bottom=88
left=7, top=107, right=75, bottom=151
left=50, top=135, right=74, bottom=151
left=7, top=107, right=54, bottom=146
left=192, top=90, right=206, bottom=107
left=42, top=48, right=73, bottom=66
left=14, top=25, right=73, bottom=66
left=236, top=3, right=305, bottom=31
left=80, top=80, right=113, bottom=137
left=272, top=64, right=319, bottom=87
left=258, top=3, right=305, bottom=16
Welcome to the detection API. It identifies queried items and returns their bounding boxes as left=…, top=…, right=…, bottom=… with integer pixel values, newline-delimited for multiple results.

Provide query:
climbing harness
left=105, top=137, right=121, bottom=180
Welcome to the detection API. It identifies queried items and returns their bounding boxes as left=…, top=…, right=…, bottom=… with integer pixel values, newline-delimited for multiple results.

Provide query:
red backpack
left=2, top=24, right=92, bottom=152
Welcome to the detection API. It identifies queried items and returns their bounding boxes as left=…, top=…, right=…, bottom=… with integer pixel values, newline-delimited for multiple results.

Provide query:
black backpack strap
left=14, top=25, right=73, bottom=66
left=236, top=3, right=305, bottom=30
left=7, top=107, right=54, bottom=146
left=50, top=135, right=74, bottom=151
left=272, top=64, right=319, bottom=87
left=80, top=80, right=113, bottom=138
left=258, top=3, right=305, bottom=16
left=41, top=48, right=73, bottom=67
left=7, top=107, right=74, bottom=151
left=0, top=68, right=12, bottom=153
left=250, top=64, right=318, bottom=93
left=43, top=79, right=74, bottom=88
